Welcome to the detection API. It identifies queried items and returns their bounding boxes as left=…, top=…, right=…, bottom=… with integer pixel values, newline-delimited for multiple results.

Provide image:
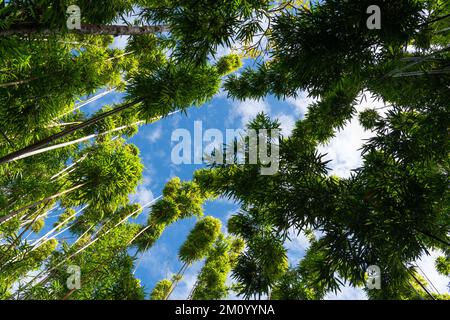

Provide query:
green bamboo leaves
left=435, top=255, right=450, bottom=277
left=191, top=236, right=244, bottom=300
left=150, top=216, right=222, bottom=300
left=179, top=217, right=222, bottom=264
left=216, top=54, right=243, bottom=76
left=126, top=63, right=222, bottom=121
left=150, top=279, right=173, bottom=300
left=54, top=208, right=76, bottom=231
left=140, top=0, right=272, bottom=63
left=1, top=0, right=449, bottom=301
left=0, top=37, right=125, bottom=138
left=135, top=177, right=211, bottom=252
left=63, top=141, right=144, bottom=212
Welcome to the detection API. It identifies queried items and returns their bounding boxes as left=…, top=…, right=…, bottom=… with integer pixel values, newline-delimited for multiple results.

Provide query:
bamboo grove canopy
left=0, top=0, right=449, bottom=300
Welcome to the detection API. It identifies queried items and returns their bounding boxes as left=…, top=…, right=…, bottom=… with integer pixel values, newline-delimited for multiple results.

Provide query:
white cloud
left=110, top=35, right=129, bottom=50
left=286, top=91, right=316, bottom=118
left=317, top=91, right=388, bottom=178
left=229, top=99, right=270, bottom=127
left=147, top=125, right=163, bottom=143
left=326, top=284, right=367, bottom=300
left=317, top=116, right=373, bottom=178
left=169, top=163, right=182, bottom=178
left=214, top=45, right=233, bottom=60
left=130, top=175, right=154, bottom=205
left=137, top=243, right=173, bottom=279
left=285, top=229, right=310, bottom=265
left=274, top=113, right=296, bottom=136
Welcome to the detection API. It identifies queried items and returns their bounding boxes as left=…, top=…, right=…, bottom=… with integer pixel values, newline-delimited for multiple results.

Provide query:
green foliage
left=0, top=37, right=125, bottom=138
left=64, top=140, right=144, bottom=212
left=1, top=0, right=449, bottom=301
left=31, top=218, right=45, bottom=233
left=29, top=223, right=145, bottom=300
left=134, top=223, right=165, bottom=252
left=150, top=279, right=173, bottom=300
left=225, top=0, right=426, bottom=98
left=190, top=0, right=450, bottom=300
left=0, top=0, right=134, bottom=32
left=365, top=266, right=432, bottom=300
left=359, top=109, right=382, bottom=131
left=157, top=177, right=206, bottom=220
left=117, top=203, right=143, bottom=220
left=191, top=236, right=244, bottom=300
left=125, top=34, right=167, bottom=76
left=215, top=54, right=243, bottom=76
left=179, top=216, right=222, bottom=264
left=127, top=63, right=222, bottom=121
left=271, top=268, right=323, bottom=300
left=135, top=177, right=211, bottom=252
left=0, top=0, right=243, bottom=301
left=54, top=208, right=76, bottom=231
left=32, top=238, right=58, bottom=262
left=435, top=255, right=450, bottom=276
left=140, top=0, right=272, bottom=63
left=232, top=233, right=288, bottom=299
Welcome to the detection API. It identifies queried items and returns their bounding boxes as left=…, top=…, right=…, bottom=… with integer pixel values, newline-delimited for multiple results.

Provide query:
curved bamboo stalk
left=62, top=214, right=164, bottom=300
left=0, top=24, right=169, bottom=37
left=1, top=120, right=146, bottom=164
left=0, top=99, right=145, bottom=165
left=165, top=263, right=190, bottom=300
left=3, top=108, right=182, bottom=164
left=54, top=88, right=115, bottom=121
left=17, top=196, right=161, bottom=299
left=0, top=183, right=87, bottom=226
left=29, top=205, right=87, bottom=249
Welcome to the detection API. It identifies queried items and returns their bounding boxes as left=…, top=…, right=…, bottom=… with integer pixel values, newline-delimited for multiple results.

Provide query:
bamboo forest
left=0, top=0, right=449, bottom=302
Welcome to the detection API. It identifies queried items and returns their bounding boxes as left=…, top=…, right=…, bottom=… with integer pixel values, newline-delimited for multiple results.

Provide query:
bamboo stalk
left=18, top=196, right=161, bottom=299
left=54, top=89, right=115, bottom=120
left=0, top=183, right=87, bottom=226
left=1, top=120, right=145, bottom=164
left=50, top=155, right=87, bottom=181
left=62, top=217, right=165, bottom=300
left=0, top=24, right=169, bottom=37
left=0, top=99, right=145, bottom=165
